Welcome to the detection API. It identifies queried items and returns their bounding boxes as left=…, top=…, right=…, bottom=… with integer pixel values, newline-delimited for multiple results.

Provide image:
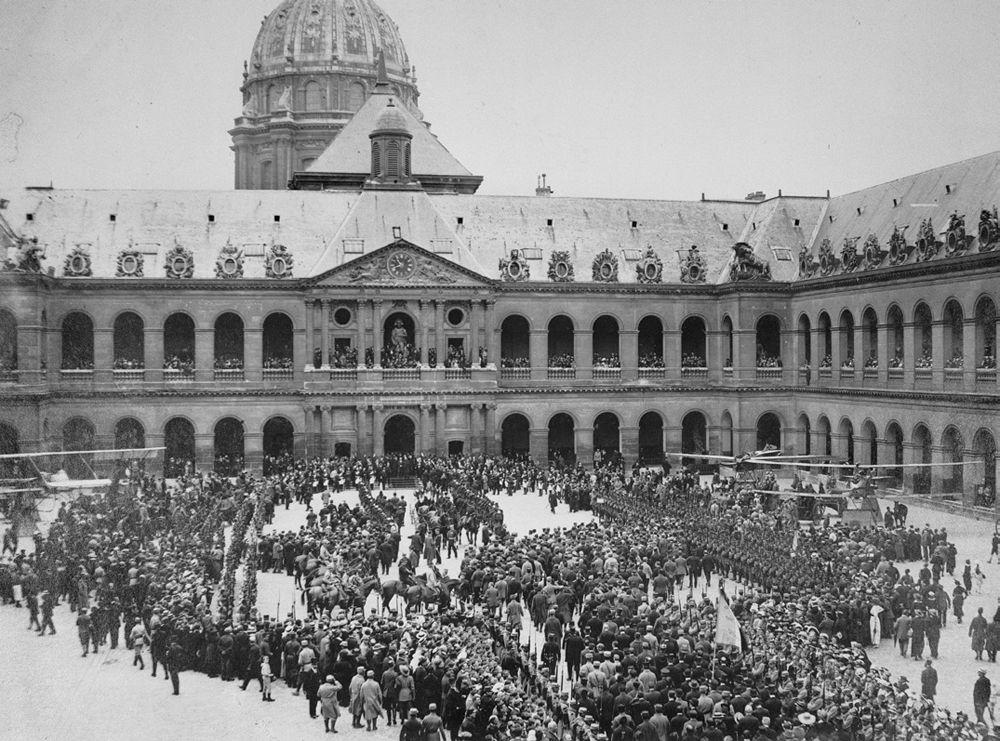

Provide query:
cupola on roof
left=249, top=0, right=411, bottom=79
left=372, top=99, right=410, bottom=134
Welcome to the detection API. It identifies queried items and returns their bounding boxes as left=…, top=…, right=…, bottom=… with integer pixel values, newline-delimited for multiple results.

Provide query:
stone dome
left=372, top=100, right=410, bottom=134
left=249, top=0, right=411, bottom=79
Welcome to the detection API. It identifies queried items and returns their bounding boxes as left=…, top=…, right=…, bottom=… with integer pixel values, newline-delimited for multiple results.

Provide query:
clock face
left=386, top=251, right=415, bottom=279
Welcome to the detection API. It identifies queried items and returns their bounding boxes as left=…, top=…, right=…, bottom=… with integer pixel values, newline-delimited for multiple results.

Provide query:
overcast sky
left=2, top=0, right=1000, bottom=201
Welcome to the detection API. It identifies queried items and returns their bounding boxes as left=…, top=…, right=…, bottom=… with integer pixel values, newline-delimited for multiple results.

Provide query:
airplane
left=0, top=447, right=164, bottom=539
left=666, top=448, right=835, bottom=484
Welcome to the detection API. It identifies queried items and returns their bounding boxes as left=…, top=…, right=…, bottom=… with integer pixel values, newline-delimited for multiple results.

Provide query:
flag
left=715, top=591, right=743, bottom=652
left=791, top=530, right=799, bottom=553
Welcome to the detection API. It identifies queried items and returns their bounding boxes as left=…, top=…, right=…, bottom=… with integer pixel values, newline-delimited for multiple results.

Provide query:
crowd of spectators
left=548, top=354, right=575, bottom=369
left=113, top=357, right=145, bottom=370
left=681, top=353, right=706, bottom=369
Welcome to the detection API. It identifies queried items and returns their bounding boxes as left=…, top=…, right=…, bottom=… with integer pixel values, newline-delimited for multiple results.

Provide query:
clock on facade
left=386, top=251, right=416, bottom=279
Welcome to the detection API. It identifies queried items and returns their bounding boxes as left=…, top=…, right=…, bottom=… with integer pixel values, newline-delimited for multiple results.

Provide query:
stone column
left=319, top=406, right=330, bottom=458
left=484, top=300, right=497, bottom=365
left=469, top=301, right=482, bottom=360
left=145, top=326, right=164, bottom=383
left=303, top=406, right=314, bottom=458
left=419, top=403, right=432, bottom=453
left=575, top=426, right=594, bottom=468
left=620, top=425, right=639, bottom=471
left=434, top=300, right=446, bottom=367
left=963, top=318, right=977, bottom=389
left=373, top=405, right=385, bottom=456
left=876, top=321, right=889, bottom=384
left=853, top=323, right=865, bottom=371
left=195, top=328, right=213, bottom=383
left=304, top=299, right=315, bottom=367
left=355, top=404, right=369, bottom=457
left=94, top=327, right=113, bottom=384
left=576, top=329, right=593, bottom=380
left=195, top=432, right=214, bottom=472
left=419, top=299, right=431, bottom=365
left=903, top=322, right=915, bottom=387
left=320, top=299, right=331, bottom=367
left=902, top=442, right=919, bottom=492
left=434, top=402, right=447, bottom=453
left=246, top=327, right=263, bottom=383
left=931, top=319, right=945, bottom=388
left=470, top=403, right=483, bottom=455
left=245, top=431, right=263, bottom=473
left=353, top=301, right=363, bottom=365
left=707, top=329, right=723, bottom=383
left=529, top=427, right=548, bottom=465
left=664, top=327, right=680, bottom=382
left=373, top=300, right=384, bottom=366
left=529, top=329, right=547, bottom=381
left=735, top=329, right=755, bottom=382
left=620, top=329, right=638, bottom=382
left=485, top=403, right=498, bottom=455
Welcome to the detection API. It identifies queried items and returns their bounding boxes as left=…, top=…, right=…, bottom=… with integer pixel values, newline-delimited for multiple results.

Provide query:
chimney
left=535, top=173, right=553, bottom=197
left=745, top=191, right=766, bottom=202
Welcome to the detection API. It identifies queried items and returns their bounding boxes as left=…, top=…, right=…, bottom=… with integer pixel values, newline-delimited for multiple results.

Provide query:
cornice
left=791, top=250, right=1000, bottom=293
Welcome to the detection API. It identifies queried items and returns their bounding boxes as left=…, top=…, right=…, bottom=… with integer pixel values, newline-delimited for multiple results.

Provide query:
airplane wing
left=43, top=478, right=113, bottom=491
left=664, top=453, right=735, bottom=462
left=0, top=446, right=165, bottom=461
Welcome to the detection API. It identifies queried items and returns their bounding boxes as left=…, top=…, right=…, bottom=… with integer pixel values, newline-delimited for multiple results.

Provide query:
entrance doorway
left=448, top=440, right=464, bottom=456
left=384, top=414, right=415, bottom=455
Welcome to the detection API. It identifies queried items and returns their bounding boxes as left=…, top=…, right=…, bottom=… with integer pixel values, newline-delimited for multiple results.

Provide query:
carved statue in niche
left=499, top=249, right=529, bottom=282
left=591, top=248, right=618, bottom=282
left=276, top=84, right=292, bottom=111
left=817, top=239, right=839, bottom=277
left=840, top=237, right=862, bottom=273
left=944, top=212, right=970, bottom=256
left=888, top=226, right=912, bottom=265
left=679, top=244, right=706, bottom=284
left=63, top=245, right=92, bottom=277
left=798, top=245, right=819, bottom=279
left=979, top=207, right=1000, bottom=252
left=547, top=250, right=574, bottom=282
left=861, top=234, right=887, bottom=270
left=215, top=241, right=244, bottom=279
left=729, top=242, right=772, bottom=282
left=164, top=243, right=194, bottom=279
left=242, top=91, right=257, bottom=117
left=914, top=218, right=940, bottom=262
left=635, top=246, right=662, bottom=284
left=391, top=319, right=409, bottom=348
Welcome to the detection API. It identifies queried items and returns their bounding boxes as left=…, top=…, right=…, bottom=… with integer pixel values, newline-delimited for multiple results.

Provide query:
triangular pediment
left=306, top=239, right=494, bottom=287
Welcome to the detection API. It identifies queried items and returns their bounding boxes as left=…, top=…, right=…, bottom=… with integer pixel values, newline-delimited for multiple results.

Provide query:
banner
left=715, top=591, right=743, bottom=652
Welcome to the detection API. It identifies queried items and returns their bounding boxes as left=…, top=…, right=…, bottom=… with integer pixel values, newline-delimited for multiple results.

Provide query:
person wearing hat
left=400, top=707, right=423, bottom=741
left=421, top=703, right=445, bottom=741
left=974, top=669, right=991, bottom=725
left=166, top=636, right=185, bottom=696
left=362, top=669, right=385, bottom=731
left=350, top=666, right=367, bottom=728
left=260, top=655, right=275, bottom=702
left=76, top=608, right=92, bottom=658
left=396, top=663, right=415, bottom=721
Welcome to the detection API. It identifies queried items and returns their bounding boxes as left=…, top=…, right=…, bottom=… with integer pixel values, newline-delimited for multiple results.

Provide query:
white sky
left=2, top=0, right=999, bottom=200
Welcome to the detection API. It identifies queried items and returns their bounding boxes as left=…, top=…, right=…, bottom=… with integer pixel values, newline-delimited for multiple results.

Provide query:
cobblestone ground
left=5, top=490, right=999, bottom=739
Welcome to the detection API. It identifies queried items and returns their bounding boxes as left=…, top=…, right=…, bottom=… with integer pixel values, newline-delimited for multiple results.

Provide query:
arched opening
left=942, top=426, right=964, bottom=494
left=547, top=316, right=574, bottom=367
left=382, top=312, right=418, bottom=368
left=639, top=412, right=664, bottom=464
left=912, top=425, right=933, bottom=495
left=548, top=413, right=575, bottom=465
left=113, top=312, right=144, bottom=369
left=305, top=80, right=322, bottom=111
left=593, top=412, right=620, bottom=467
left=214, top=417, right=245, bottom=476
left=943, top=300, right=964, bottom=369
left=862, top=308, right=878, bottom=370
left=500, top=315, right=530, bottom=369
left=638, top=316, right=663, bottom=368
left=914, top=303, right=933, bottom=367
left=861, top=420, right=878, bottom=466
left=592, top=316, right=620, bottom=367
left=681, top=316, right=707, bottom=368
left=263, top=313, right=294, bottom=370
left=722, top=316, right=734, bottom=369
left=798, top=414, right=812, bottom=457
left=214, top=312, right=245, bottom=370
left=348, top=82, right=365, bottom=112
left=756, top=413, right=782, bottom=451
left=838, top=418, right=855, bottom=465
left=0, top=423, right=20, bottom=479
left=818, top=312, right=833, bottom=368
left=885, top=422, right=904, bottom=484
left=755, top=315, right=782, bottom=367
left=817, top=416, right=833, bottom=458
left=0, top=310, right=18, bottom=373
left=976, top=297, right=997, bottom=369
left=62, top=417, right=95, bottom=479
left=887, top=305, right=904, bottom=368
left=163, top=313, right=196, bottom=372
left=973, top=429, right=997, bottom=506
left=263, top=417, right=295, bottom=473
left=164, top=418, right=195, bottom=477
left=839, top=310, right=855, bottom=368
left=500, top=414, right=530, bottom=458
left=720, top=411, right=734, bottom=456
left=797, top=314, right=811, bottom=367
left=384, top=415, right=415, bottom=455
left=61, top=312, right=94, bottom=370
left=114, top=418, right=145, bottom=450
left=681, top=411, right=707, bottom=464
